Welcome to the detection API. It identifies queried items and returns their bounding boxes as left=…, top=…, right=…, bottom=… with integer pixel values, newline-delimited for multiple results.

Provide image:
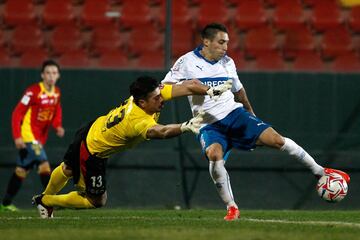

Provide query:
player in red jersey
left=0, top=60, right=65, bottom=212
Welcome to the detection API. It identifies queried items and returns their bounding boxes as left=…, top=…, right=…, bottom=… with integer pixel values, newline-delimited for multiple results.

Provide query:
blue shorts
left=16, top=142, right=48, bottom=169
left=198, top=107, right=270, bottom=161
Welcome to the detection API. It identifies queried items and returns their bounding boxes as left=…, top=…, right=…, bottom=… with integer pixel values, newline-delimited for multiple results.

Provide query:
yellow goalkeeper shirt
left=86, top=84, right=173, bottom=158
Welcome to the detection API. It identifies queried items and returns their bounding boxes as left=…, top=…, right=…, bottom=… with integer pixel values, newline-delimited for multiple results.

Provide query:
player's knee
left=38, top=161, right=51, bottom=175
left=15, top=167, right=28, bottom=178
left=273, top=134, right=285, bottom=149
left=206, top=144, right=223, bottom=161
left=88, top=192, right=107, bottom=208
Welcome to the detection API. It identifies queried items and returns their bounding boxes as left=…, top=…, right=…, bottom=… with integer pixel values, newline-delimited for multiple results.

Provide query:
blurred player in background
left=0, top=60, right=64, bottom=212
left=162, top=23, right=350, bottom=221
left=32, top=75, right=231, bottom=218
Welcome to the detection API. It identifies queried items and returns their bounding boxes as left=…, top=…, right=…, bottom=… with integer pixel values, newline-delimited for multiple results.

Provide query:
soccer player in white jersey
left=162, top=23, right=350, bottom=221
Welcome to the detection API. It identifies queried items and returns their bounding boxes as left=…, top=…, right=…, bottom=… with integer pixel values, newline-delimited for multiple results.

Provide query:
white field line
left=1, top=216, right=360, bottom=228
left=242, top=217, right=360, bottom=228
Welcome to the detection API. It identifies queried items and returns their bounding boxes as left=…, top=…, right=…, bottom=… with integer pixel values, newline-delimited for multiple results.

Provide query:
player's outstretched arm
left=170, top=79, right=232, bottom=100
left=146, top=112, right=204, bottom=139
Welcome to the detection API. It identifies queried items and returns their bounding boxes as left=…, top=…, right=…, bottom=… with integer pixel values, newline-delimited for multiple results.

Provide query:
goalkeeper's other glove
left=180, top=111, right=204, bottom=134
left=206, top=79, right=233, bottom=101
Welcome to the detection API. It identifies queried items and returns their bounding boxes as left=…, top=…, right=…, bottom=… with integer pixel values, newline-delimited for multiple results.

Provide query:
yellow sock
left=43, top=163, right=71, bottom=195
left=42, top=191, right=94, bottom=209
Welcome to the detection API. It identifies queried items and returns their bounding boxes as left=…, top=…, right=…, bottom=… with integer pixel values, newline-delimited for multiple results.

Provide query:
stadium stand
left=244, top=26, right=278, bottom=58
left=282, top=26, right=316, bottom=60
left=235, top=0, right=267, bottom=31
left=292, top=51, right=326, bottom=71
left=97, top=49, right=131, bottom=68
left=3, top=0, right=37, bottom=27
left=272, top=1, right=305, bottom=31
left=58, top=49, right=90, bottom=68
left=310, top=0, right=343, bottom=32
left=320, top=26, right=353, bottom=59
left=42, top=0, right=76, bottom=28
left=50, top=24, right=84, bottom=55
left=0, top=0, right=359, bottom=71
left=332, top=52, right=360, bottom=72
left=19, top=49, right=49, bottom=68
left=11, top=25, right=45, bottom=55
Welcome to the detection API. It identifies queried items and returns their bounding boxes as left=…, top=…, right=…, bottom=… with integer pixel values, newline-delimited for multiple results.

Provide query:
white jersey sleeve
left=163, top=56, right=187, bottom=84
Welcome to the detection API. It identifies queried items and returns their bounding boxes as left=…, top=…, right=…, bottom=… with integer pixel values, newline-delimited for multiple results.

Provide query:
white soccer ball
left=316, top=172, right=348, bottom=202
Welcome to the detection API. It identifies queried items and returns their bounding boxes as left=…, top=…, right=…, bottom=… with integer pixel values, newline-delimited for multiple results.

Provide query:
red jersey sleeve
left=11, top=86, right=35, bottom=140
left=52, top=87, right=63, bottom=129
left=52, top=103, right=63, bottom=129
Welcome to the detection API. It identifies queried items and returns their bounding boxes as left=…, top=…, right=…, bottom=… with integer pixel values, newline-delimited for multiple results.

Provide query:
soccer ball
left=316, top=172, right=348, bottom=202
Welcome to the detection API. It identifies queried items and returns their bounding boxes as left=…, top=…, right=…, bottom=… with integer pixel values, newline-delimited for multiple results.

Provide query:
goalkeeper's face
left=142, top=87, right=164, bottom=114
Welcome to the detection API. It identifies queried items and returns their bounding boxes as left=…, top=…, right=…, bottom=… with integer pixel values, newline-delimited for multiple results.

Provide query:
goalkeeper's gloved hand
left=180, top=111, right=204, bottom=135
left=206, top=79, right=233, bottom=101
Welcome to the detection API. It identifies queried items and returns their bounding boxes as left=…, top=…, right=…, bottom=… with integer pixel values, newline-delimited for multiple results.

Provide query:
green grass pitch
left=1, top=209, right=360, bottom=240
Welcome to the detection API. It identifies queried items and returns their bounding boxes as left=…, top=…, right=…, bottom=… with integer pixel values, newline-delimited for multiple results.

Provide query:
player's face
left=41, top=65, right=60, bottom=89
left=143, top=87, right=164, bottom=114
left=206, top=31, right=229, bottom=61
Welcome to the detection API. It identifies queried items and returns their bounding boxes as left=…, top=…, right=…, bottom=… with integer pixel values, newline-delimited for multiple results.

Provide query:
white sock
left=280, top=137, right=324, bottom=176
left=209, top=160, right=237, bottom=209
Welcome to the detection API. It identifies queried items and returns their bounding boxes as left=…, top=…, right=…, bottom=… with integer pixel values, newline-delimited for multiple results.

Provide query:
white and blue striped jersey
left=162, top=46, right=243, bottom=124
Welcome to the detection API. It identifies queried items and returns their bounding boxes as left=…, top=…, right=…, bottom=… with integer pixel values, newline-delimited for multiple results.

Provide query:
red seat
left=0, top=47, right=13, bottom=67
left=226, top=25, right=240, bottom=57
left=58, top=50, right=90, bottom=68
left=197, top=0, right=229, bottom=28
left=19, top=49, right=49, bottom=68
left=172, top=24, right=194, bottom=58
left=302, top=0, right=316, bottom=7
left=136, top=51, right=164, bottom=69
left=98, top=50, right=131, bottom=69
left=332, top=53, right=360, bottom=72
left=282, top=26, right=315, bottom=59
left=321, top=27, right=353, bottom=59
left=119, top=0, right=152, bottom=29
left=157, top=0, right=192, bottom=29
left=255, top=51, right=286, bottom=71
left=91, top=26, right=124, bottom=55
left=50, top=25, right=83, bottom=55
left=42, top=0, right=75, bottom=28
left=273, top=1, right=305, bottom=31
left=235, top=0, right=267, bottom=31
left=3, top=0, right=37, bottom=26
left=81, top=0, right=116, bottom=28
left=11, top=25, right=45, bottom=55
left=292, top=52, right=326, bottom=71
left=349, top=6, right=360, bottom=33
left=127, top=25, right=164, bottom=55
left=230, top=50, right=252, bottom=71
left=311, top=0, right=342, bottom=32
left=244, top=26, right=277, bottom=58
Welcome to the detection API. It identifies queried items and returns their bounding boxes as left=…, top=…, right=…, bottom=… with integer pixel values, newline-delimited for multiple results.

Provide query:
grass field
left=1, top=209, right=360, bottom=240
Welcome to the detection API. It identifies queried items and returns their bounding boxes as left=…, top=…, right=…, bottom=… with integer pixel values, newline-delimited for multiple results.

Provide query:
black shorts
left=63, top=121, right=107, bottom=196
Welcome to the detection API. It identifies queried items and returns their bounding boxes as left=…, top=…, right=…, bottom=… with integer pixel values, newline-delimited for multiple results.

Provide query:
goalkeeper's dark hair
left=130, top=76, right=159, bottom=105
left=41, top=59, right=60, bottom=73
left=201, top=23, right=228, bottom=41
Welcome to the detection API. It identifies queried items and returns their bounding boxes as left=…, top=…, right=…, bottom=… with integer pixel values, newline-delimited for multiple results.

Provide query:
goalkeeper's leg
left=43, top=162, right=71, bottom=195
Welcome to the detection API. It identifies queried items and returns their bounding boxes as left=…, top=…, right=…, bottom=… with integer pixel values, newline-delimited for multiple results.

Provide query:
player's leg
left=199, top=127, right=239, bottom=221
left=256, top=127, right=324, bottom=176
left=43, top=162, right=72, bottom=195
left=0, top=167, right=28, bottom=211
left=38, top=161, right=51, bottom=188
left=0, top=143, right=37, bottom=211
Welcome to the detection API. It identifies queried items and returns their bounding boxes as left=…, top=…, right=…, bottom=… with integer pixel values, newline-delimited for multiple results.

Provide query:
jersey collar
left=193, top=45, right=219, bottom=65
left=39, top=82, right=55, bottom=96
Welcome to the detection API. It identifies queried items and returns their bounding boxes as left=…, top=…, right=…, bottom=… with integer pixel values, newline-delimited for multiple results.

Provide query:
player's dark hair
left=130, top=76, right=159, bottom=104
left=41, top=59, right=60, bottom=73
left=201, top=23, right=228, bottom=41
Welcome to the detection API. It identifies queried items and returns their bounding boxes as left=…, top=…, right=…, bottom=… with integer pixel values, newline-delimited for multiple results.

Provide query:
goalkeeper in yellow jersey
left=32, top=75, right=232, bottom=218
